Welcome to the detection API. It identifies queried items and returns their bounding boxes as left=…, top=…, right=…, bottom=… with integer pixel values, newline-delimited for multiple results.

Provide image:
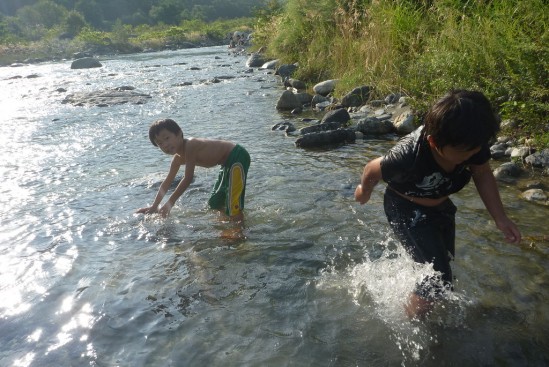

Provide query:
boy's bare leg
left=405, top=293, right=434, bottom=320
left=217, top=211, right=245, bottom=240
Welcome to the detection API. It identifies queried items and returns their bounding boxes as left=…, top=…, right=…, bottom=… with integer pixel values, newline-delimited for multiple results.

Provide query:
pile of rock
left=260, top=59, right=549, bottom=206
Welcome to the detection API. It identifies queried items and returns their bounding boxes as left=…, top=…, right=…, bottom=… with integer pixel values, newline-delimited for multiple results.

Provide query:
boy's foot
left=220, top=227, right=245, bottom=241
left=405, top=293, right=433, bottom=320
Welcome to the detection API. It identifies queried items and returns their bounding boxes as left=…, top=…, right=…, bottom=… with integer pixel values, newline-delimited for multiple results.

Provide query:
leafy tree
left=75, top=0, right=104, bottom=28
left=33, top=1, right=67, bottom=28
left=0, top=0, right=35, bottom=16
left=64, top=10, right=87, bottom=37
left=149, top=0, right=182, bottom=25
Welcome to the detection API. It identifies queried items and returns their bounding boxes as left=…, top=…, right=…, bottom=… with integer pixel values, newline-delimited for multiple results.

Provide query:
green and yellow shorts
left=207, top=144, right=250, bottom=216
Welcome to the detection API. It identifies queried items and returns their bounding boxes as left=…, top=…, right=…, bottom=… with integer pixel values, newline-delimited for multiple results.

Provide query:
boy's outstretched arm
left=471, top=162, right=522, bottom=243
left=136, top=156, right=181, bottom=215
left=355, top=157, right=383, bottom=204
left=158, top=157, right=196, bottom=218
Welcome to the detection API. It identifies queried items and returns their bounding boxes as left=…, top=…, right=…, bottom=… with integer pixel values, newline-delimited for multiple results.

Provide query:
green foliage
left=75, top=26, right=111, bottom=46
left=255, top=0, right=549, bottom=148
left=2, top=0, right=266, bottom=28
left=64, top=10, right=87, bottom=37
left=75, top=0, right=104, bottom=28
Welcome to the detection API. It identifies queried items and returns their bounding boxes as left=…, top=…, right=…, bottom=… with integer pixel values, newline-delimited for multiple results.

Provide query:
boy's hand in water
left=135, top=206, right=158, bottom=215
left=496, top=216, right=522, bottom=243
left=158, top=202, right=173, bottom=218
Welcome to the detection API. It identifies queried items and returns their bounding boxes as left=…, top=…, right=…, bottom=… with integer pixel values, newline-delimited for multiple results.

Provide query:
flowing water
left=0, top=46, right=548, bottom=367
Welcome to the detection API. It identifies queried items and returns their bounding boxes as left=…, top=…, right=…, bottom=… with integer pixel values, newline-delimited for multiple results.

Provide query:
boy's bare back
left=178, top=138, right=236, bottom=168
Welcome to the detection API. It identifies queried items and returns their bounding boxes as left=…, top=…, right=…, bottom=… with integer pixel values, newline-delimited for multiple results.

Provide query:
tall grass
left=255, top=0, right=549, bottom=147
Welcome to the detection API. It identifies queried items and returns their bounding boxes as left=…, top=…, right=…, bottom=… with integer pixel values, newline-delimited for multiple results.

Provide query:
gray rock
left=287, top=78, right=306, bottom=90
left=311, top=94, right=330, bottom=107
left=356, top=117, right=394, bottom=135
left=61, top=88, right=151, bottom=107
left=295, top=128, right=356, bottom=148
left=384, top=93, right=401, bottom=104
left=272, top=121, right=296, bottom=133
left=245, top=53, right=265, bottom=68
left=260, top=59, right=279, bottom=69
left=300, top=121, right=343, bottom=135
left=490, top=143, right=509, bottom=159
left=71, top=58, right=102, bottom=69
left=313, top=80, right=337, bottom=96
left=341, top=86, right=371, bottom=107
left=294, top=92, right=313, bottom=106
left=510, top=146, right=535, bottom=159
left=524, top=149, right=549, bottom=168
left=493, top=162, right=523, bottom=180
left=393, top=111, right=415, bottom=134
left=520, top=189, right=548, bottom=205
left=275, top=63, right=298, bottom=79
left=276, top=90, right=302, bottom=111
left=321, top=108, right=350, bottom=125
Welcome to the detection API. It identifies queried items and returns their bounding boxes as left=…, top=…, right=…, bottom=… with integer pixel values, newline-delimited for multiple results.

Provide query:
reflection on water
left=0, top=46, right=548, bottom=366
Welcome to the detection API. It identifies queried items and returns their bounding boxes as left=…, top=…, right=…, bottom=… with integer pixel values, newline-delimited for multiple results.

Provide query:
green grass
left=254, top=0, right=549, bottom=148
left=0, top=17, right=254, bottom=65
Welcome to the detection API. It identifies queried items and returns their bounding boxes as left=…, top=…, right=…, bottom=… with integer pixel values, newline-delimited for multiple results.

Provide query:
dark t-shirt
left=380, top=126, right=491, bottom=199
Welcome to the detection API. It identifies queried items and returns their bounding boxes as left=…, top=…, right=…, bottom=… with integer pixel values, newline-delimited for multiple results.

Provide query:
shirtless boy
left=136, top=118, right=250, bottom=218
left=354, top=90, right=521, bottom=319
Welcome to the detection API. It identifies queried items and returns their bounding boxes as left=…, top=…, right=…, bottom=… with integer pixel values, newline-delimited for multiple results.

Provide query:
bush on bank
left=252, top=0, right=548, bottom=149
left=0, top=17, right=253, bottom=65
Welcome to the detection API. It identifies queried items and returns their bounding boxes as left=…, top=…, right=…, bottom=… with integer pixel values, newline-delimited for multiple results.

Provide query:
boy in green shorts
left=136, top=118, right=250, bottom=219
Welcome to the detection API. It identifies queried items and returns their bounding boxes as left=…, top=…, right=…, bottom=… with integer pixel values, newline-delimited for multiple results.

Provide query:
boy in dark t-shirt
left=354, top=90, right=521, bottom=319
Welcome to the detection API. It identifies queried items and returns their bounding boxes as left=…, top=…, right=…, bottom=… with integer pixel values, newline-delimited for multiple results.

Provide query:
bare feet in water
left=405, top=293, right=434, bottom=320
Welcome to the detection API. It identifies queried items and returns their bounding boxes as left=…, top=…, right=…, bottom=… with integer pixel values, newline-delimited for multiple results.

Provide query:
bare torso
left=176, top=138, right=236, bottom=168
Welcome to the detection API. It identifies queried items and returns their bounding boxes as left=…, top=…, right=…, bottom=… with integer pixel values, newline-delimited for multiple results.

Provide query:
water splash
left=332, top=234, right=476, bottom=364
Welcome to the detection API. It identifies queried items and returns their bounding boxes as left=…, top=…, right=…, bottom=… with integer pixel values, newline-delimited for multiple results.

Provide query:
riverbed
left=0, top=46, right=547, bottom=366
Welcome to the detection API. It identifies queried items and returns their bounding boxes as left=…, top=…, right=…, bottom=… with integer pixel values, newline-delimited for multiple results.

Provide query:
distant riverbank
left=0, top=37, right=228, bottom=67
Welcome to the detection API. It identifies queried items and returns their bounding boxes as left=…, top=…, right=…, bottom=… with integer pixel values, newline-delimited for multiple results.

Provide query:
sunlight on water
left=48, top=302, right=95, bottom=352
left=1, top=47, right=548, bottom=366
left=318, top=232, right=478, bottom=363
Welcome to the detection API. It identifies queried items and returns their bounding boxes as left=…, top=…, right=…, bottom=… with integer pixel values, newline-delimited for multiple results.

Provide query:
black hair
left=424, top=90, right=500, bottom=149
left=148, top=118, right=182, bottom=146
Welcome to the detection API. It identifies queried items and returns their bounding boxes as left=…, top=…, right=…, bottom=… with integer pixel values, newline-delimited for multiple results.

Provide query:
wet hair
left=148, top=118, right=182, bottom=146
left=423, top=90, right=500, bottom=149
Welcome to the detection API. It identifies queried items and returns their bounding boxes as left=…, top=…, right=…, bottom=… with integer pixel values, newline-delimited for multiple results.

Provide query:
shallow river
left=0, top=46, right=548, bottom=366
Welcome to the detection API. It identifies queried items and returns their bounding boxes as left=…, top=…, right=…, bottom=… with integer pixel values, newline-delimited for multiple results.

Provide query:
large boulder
left=321, top=108, right=350, bottom=125
left=493, top=162, right=523, bottom=181
left=275, top=63, right=298, bottom=79
left=341, top=86, right=371, bottom=107
left=261, top=59, right=279, bottom=69
left=245, top=53, right=266, bottom=68
left=356, top=117, right=395, bottom=135
left=313, top=79, right=337, bottom=96
left=285, top=78, right=306, bottom=90
left=299, top=121, right=343, bottom=135
left=276, top=90, right=302, bottom=111
left=71, top=57, right=102, bottom=69
left=524, top=149, right=549, bottom=168
left=393, top=111, right=415, bottom=135
left=295, top=128, right=356, bottom=148
left=294, top=92, right=313, bottom=106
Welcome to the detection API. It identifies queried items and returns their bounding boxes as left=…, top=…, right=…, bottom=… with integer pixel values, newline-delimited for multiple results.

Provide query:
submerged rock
left=61, top=88, right=151, bottom=107
left=71, top=57, right=103, bottom=69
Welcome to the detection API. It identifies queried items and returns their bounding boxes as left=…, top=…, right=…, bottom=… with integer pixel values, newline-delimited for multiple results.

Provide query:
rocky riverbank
left=0, top=38, right=227, bottom=68
left=244, top=52, right=549, bottom=207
